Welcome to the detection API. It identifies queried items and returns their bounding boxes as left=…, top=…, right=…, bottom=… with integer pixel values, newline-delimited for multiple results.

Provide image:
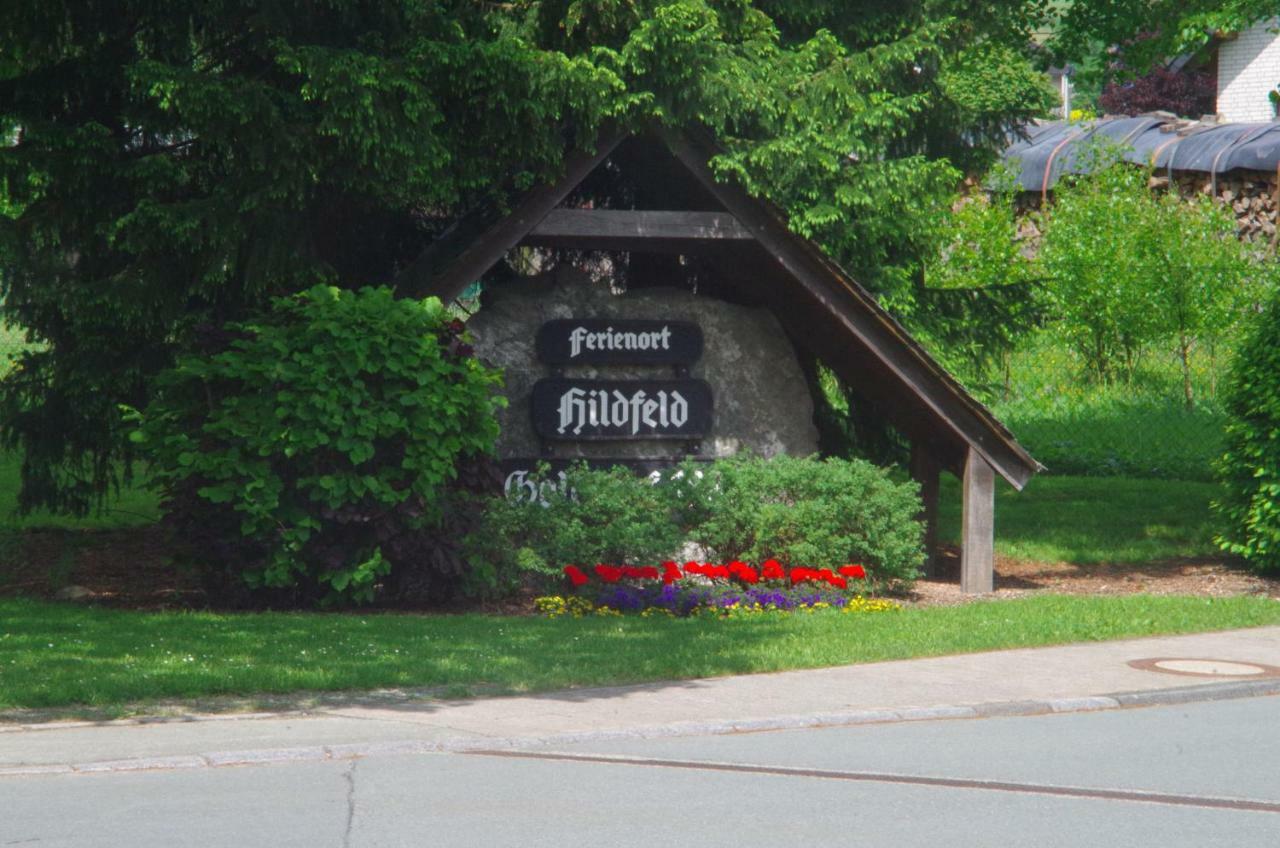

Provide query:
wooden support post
left=961, top=446, right=995, bottom=594
left=909, top=442, right=941, bottom=577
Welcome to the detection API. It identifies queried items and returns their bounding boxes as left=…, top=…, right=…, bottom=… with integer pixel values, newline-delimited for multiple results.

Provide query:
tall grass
left=986, top=333, right=1230, bottom=480
left=937, top=476, right=1219, bottom=564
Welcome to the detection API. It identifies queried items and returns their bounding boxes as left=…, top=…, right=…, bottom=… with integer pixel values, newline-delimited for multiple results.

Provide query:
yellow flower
left=534, top=596, right=568, bottom=618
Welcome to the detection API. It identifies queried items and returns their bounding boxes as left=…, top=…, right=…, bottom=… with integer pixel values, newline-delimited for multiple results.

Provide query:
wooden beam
left=910, top=442, right=941, bottom=578
left=660, top=128, right=1041, bottom=491
left=689, top=244, right=967, bottom=477
left=961, top=446, right=995, bottom=594
left=524, top=210, right=753, bottom=251
left=395, top=127, right=629, bottom=301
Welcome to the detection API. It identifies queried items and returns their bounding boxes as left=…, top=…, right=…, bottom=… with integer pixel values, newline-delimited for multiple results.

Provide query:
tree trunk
left=1208, top=339, right=1217, bottom=399
left=1179, top=332, right=1194, bottom=411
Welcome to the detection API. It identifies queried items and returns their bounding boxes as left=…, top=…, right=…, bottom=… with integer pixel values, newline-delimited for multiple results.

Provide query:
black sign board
left=536, top=319, right=702, bottom=366
left=531, top=378, right=713, bottom=440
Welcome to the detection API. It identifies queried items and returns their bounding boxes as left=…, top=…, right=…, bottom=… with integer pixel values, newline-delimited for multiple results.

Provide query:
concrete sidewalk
left=3, top=626, right=1280, bottom=776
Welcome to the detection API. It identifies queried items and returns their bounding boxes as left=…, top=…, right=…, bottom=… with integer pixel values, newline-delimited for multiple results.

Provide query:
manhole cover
left=1128, top=658, right=1280, bottom=678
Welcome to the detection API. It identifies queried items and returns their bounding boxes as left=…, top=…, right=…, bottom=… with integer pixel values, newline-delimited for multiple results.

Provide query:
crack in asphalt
left=465, top=750, right=1280, bottom=815
left=341, top=759, right=358, bottom=848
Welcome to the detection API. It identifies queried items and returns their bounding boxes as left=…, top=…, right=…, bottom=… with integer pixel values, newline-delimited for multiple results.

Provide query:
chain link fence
left=984, top=335, right=1229, bottom=481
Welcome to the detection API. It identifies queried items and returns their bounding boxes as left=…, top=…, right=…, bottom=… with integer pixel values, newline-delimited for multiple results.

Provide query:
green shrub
left=134, top=285, right=503, bottom=605
left=1036, top=153, right=1252, bottom=391
left=686, top=455, right=924, bottom=587
left=1214, top=290, right=1280, bottom=573
left=464, top=464, right=685, bottom=598
left=468, top=455, right=924, bottom=595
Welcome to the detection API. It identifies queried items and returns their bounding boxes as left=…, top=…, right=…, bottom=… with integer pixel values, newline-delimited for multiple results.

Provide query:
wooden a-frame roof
left=395, top=126, right=1042, bottom=490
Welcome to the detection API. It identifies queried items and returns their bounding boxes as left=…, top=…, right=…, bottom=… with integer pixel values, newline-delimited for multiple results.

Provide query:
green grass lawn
left=2, top=594, right=1278, bottom=713
left=985, top=332, right=1230, bottom=481
left=0, top=452, right=159, bottom=531
left=938, top=475, right=1220, bottom=564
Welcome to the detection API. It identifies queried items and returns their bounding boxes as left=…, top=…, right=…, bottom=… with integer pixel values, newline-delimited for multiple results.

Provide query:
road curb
left=2, top=677, right=1278, bottom=778
left=1107, top=679, right=1280, bottom=706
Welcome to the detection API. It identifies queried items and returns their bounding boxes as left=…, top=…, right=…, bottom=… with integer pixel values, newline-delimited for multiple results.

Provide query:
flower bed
left=538, top=560, right=901, bottom=617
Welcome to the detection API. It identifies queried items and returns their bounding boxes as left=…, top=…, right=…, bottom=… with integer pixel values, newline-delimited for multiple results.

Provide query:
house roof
left=396, top=127, right=1042, bottom=489
left=1004, top=116, right=1280, bottom=196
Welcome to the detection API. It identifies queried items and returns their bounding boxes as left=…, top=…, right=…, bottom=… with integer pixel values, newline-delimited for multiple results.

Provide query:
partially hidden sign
left=536, top=319, right=703, bottom=365
left=532, top=378, right=713, bottom=440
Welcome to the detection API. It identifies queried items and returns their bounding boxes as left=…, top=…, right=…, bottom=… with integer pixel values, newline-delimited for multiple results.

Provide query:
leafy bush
left=686, top=455, right=924, bottom=587
left=464, top=464, right=685, bottom=598
left=1036, top=157, right=1163, bottom=382
left=922, top=178, right=1041, bottom=388
left=469, top=455, right=924, bottom=595
left=1215, top=290, right=1280, bottom=573
left=134, top=285, right=503, bottom=606
left=1099, top=68, right=1215, bottom=119
left=1036, top=154, right=1253, bottom=391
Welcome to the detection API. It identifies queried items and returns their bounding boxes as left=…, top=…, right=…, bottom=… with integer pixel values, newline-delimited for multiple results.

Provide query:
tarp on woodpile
left=1003, top=117, right=1280, bottom=193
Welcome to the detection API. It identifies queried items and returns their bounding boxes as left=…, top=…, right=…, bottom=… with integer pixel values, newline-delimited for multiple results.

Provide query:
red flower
left=830, top=575, right=848, bottom=590
left=710, top=565, right=730, bottom=580
left=662, top=562, right=683, bottom=584
left=564, top=565, right=589, bottom=587
left=740, top=567, right=760, bottom=584
left=594, top=564, right=622, bottom=583
left=761, top=559, right=785, bottom=581
left=839, top=565, right=867, bottom=580
left=684, top=561, right=704, bottom=575
left=639, top=566, right=660, bottom=581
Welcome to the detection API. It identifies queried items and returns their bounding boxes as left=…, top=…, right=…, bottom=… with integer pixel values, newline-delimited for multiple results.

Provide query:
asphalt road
left=3, top=695, right=1278, bottom=847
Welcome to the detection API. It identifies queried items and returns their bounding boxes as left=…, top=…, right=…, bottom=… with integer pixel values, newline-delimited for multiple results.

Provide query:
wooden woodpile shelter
left=397, top=127, right=1042, bottom=592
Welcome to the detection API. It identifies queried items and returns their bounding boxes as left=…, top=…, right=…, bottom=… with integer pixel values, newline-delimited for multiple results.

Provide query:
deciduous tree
left=1, top=0, right=1053, bottom=513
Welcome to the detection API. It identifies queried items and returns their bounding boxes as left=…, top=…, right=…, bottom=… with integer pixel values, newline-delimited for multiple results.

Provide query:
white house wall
left=1217, top=17, right=1280, bottom=122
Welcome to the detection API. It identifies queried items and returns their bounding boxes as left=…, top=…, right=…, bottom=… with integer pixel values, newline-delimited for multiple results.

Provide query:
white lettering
left=610, top=389, right=629, bottom=426
left=554, top=385, right=697, bottom=436
left=629, top=391, right=647, bottom=435
left=568, top=327, right=589, bottom=359
left=562, top=324, right=677, bottom=358
left=557, top=387, right=587, bottom=435
left=504, top=471, right=538, bottom=502
left=670, top=391, right=688, bottom=427
left=505, top=470, right=571, bottom=506
left=642, top=398, right=659, bottom=430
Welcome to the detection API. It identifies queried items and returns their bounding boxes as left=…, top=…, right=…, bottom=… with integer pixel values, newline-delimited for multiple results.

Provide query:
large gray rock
left=53, top=585, right=95, bottom=602
left=467, top=267, right=819, bottom=463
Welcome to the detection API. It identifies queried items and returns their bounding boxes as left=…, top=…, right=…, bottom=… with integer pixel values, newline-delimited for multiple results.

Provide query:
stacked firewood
left=1160, top=170, right=1280, bottom=244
